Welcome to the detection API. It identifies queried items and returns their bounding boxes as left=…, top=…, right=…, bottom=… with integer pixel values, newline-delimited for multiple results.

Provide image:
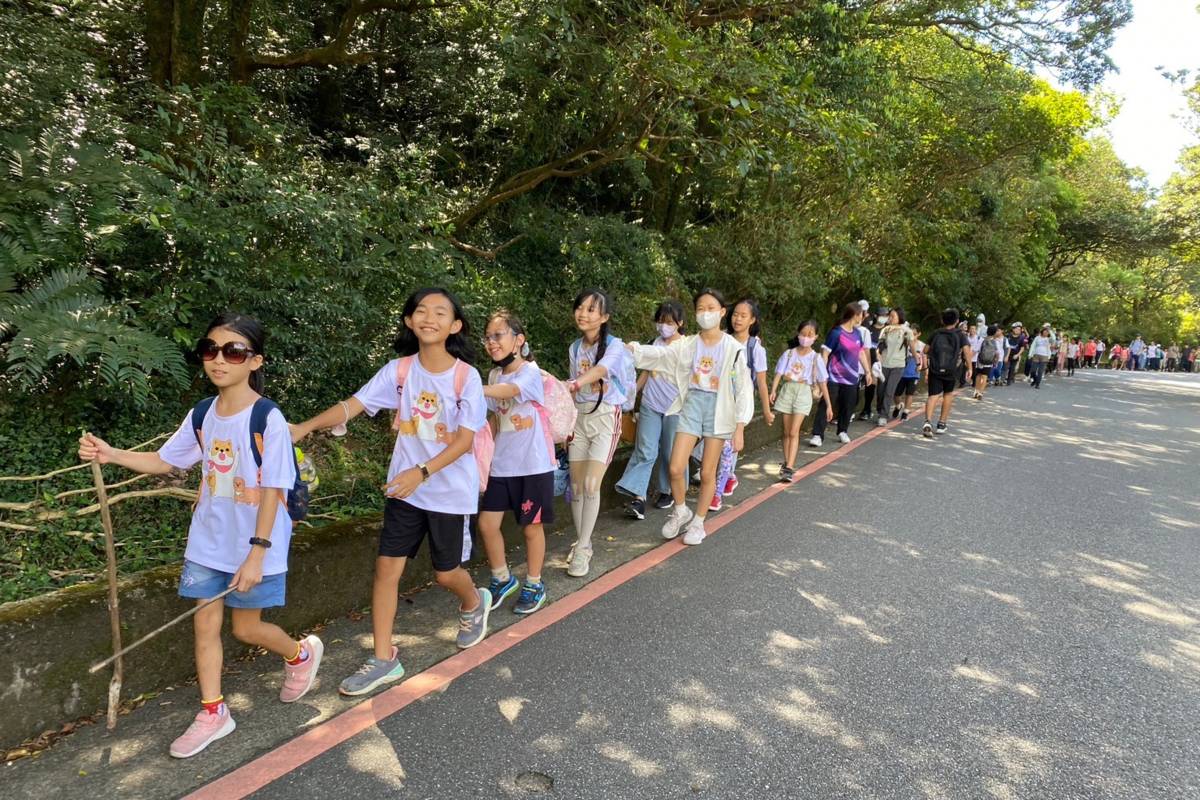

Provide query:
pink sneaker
left=280, top=634, right=324, bottom=703
left=709, top=492, right=723, bottom=513
left=723, top=476, right=739, bottom=497
left=169, top=705, right=235, bottom=758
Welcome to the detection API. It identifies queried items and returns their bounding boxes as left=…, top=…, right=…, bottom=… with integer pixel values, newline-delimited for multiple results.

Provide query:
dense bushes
left=2, top=0, right=1196, bottom=601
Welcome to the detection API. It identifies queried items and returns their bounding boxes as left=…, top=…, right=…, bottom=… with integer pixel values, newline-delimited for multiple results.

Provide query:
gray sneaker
left=456, top=588, right=492, bottom=649
left=339, top=646, right=405, bottom=696
left=661, top=505, right=694, bottom=540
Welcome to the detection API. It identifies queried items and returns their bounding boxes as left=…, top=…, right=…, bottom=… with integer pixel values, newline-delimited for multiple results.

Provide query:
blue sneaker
left=514, top=581, right=546, bottom=615
left=487, top=575, right=520, bottom=610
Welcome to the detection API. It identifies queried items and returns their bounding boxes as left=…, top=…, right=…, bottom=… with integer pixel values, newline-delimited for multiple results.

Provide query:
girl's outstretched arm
left=78, top=433, right=173, bottom=475
left=291, top=397, right=365, bottom=443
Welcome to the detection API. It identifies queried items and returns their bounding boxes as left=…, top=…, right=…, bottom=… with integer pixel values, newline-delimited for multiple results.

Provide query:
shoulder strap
left=395, top=355, right=415, bottom=390
left=452, top=359, right=470, bottom=401
left=191, top=396, right=217, bottom=449
left=248, top=398, right=280, bottom=469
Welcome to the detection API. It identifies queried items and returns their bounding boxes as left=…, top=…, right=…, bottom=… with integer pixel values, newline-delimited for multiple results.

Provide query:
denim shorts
left=678, top=389, right=727, bottom=440
left=179, top=559, right=287, bottom=609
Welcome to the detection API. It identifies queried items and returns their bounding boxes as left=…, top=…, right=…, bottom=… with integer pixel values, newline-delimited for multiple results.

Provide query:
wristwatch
left=248, top=537, right=272, bottom=549
left=417, top=463, right=430, bottom=481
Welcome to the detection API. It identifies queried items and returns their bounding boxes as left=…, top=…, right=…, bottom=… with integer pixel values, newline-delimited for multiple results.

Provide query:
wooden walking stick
left=88, top=586, right=237, bottom=675
left=90, top=456, right=123, bottom=730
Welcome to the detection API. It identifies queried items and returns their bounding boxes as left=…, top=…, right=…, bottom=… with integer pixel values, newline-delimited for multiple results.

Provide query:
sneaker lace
left=354, top=658, right=380, bottom=676
left=459, top=614, right=473, bottom=632
left=518, top=584, right=539, bottom=604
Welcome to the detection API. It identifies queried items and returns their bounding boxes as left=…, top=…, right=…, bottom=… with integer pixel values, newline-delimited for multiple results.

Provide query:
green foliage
left=1, top=0, right=1195, bottom=602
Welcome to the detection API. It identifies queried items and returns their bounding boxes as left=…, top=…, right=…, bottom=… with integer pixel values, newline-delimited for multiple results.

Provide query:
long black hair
left=726, top=297, right=762, bottom=338
left=392, top=287, right=475, bottom=363
left=574, top=288, right=613, bottom=413
left=203, top=312, right=267, bottom=394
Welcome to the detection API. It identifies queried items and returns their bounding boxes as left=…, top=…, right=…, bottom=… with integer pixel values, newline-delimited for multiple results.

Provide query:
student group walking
left=75, top=288, right=1180, bottom=759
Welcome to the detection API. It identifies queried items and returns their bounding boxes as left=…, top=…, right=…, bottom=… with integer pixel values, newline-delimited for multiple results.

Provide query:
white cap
left=858, top=299, right=870, bottom=312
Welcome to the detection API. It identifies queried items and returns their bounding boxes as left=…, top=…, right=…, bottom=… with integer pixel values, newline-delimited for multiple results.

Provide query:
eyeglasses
left=482, top=330, right=513, bottom=344
left=195, top=339, right=255, bottom=364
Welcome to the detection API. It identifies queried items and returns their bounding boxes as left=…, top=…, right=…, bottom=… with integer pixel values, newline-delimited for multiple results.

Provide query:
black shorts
left=380, top=498, right=468, bottom=572
left=927, top=372, right=957, bottom=396
left=481, top=472, right=555, bottom=526
left=899, top=377, right=918, bottom=396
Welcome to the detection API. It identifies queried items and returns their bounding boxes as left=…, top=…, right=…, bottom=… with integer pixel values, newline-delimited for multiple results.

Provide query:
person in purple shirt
left=809, top=302, right=874, bottom=446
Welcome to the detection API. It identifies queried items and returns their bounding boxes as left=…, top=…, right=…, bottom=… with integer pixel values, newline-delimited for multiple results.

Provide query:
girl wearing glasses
left=476, top=310, right=556, bottom=615
left=78, top=313, right=318, bottom=759
left=291, top=288, right=490, bottom=697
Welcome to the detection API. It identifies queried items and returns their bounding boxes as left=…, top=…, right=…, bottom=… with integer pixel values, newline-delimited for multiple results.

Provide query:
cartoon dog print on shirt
left=692, top=355, right=719, bottom=390
left=788, top=357, right=807, bottom=382
left=206, top=439, right=238, bottom=499
left=396, top=389, right=454, bottom=443
left=495, top=397, right=536, bottom=434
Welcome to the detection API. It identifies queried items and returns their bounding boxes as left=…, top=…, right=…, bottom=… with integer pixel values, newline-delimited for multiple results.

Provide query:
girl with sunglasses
left=291, top=288, right=490, bottom=697
left=476, top=310, right=555, bottom=615
left=78, top=313, right=319, bottom=759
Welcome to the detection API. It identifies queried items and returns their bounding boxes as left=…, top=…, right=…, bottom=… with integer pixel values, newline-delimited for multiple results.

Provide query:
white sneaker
left=838, top=432, right=851, bottom=444
left=682, top=516, right=707, bottom=545
left=661, top=505, right=694, bottom=540
left=566, top=545, right=592, bottom=577
left=808, top=435, right=822, bottom=447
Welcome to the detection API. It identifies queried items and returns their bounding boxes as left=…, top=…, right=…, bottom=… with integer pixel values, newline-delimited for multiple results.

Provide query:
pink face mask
left=799, top=335, right=816, bottom=348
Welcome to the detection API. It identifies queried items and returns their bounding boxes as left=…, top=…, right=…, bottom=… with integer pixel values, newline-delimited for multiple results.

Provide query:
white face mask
left=877, top=316, right=888, bottom=326
left=657, top=323, right=678, bottom=339
left=696, top=311, right=721, bottom=331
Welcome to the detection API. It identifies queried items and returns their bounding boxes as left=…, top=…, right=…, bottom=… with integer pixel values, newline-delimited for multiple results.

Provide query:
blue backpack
left=190, top=397, right=311, bottom=522
left=571, top=334, right=638, bottom=413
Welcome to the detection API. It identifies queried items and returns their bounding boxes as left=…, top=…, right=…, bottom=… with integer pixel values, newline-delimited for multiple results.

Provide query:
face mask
left=657, top=323, right=678, bottom=339
left=799, top=335, right=816, bottom=348
left=696, top=311, right=721, bottom=331
left=877, top=316, right=888, bottom=326
left=492, top=351, right=516, bottom=369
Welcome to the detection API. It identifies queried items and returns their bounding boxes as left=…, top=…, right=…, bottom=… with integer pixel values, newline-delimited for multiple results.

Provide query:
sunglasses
left=195, top=339, right=256, bottom=364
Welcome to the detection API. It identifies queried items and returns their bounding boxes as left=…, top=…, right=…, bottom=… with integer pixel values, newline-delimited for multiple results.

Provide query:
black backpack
left=928, top=329, right=961, bottom=376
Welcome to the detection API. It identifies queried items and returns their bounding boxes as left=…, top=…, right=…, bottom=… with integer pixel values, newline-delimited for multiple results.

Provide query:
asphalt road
left=249, top=369, right=1200, bottom=800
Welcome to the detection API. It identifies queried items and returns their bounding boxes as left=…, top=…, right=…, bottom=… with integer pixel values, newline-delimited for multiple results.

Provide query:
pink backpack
left=537, top=368, right=578, bottom=444
left=392, top=356, right=494, bottom=493
left=487, top=363, right=578, bottom=451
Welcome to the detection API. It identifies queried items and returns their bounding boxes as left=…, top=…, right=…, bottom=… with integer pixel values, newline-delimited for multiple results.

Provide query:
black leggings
left=812, top=382, right=859, bottom=437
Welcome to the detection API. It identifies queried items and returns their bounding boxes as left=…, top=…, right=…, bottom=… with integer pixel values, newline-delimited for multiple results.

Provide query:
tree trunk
left=146, top=0, right=174, bottom=86
left=145, top=0, right=209, bottom=87
left=229, top=0, right=254, bottom=83
left=172, top=0, right=209, bottom=86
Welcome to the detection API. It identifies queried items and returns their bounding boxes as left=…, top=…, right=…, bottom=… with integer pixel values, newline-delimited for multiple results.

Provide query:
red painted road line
left=186, top=414, right=909, bottom=800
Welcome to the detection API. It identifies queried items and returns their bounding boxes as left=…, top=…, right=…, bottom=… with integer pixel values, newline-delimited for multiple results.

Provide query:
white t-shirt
left=640, top=336, right=680, bottom=415
left=967, top=334, right=983, bottom=360
left=689, top=337, right=725, bottom=393
left=570, top=337, right=628, bottom=406
left=1068, top=343, right=1080, bottom=358
left=744, top=336, right=768, bottom=377
left=159, top=401, right=296, bottom=576
left=487, top=361, right=555, bottom=477
left=774, top=348, right=828, bottom=385
left=354, top=357, right=487, bottom=515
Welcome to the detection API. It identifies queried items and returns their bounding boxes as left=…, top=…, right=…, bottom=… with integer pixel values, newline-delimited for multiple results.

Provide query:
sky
left=1100, top=0, right=1200, bottom=189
